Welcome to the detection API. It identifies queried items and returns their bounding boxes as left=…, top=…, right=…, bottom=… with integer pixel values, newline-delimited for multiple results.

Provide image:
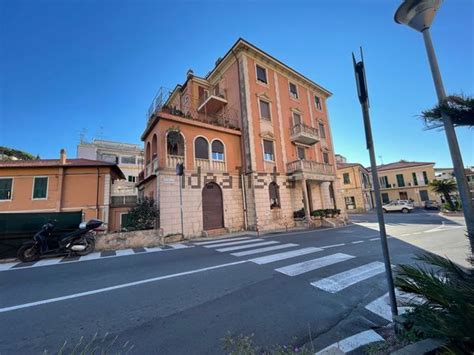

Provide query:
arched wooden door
left=202, top=182, right=224, bottom=230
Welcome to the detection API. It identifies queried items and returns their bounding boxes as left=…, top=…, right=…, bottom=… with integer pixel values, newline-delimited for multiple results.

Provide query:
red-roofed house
left=0, top=149, right=125, bottom=230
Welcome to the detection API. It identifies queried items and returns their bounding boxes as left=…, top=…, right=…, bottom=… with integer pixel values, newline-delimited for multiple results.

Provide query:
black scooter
left=17, top=219, right=102, bottom=262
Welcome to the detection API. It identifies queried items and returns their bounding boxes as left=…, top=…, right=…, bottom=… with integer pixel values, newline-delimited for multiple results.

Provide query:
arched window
left=146, top=142, right=151, bottom=163
left=167, top=131, right=184, bottom=156
left=194, top=137, right=209, bottom=159
left=269, top=182, right=280, bottom=209
left=152, top=134, right=158, bottom=159
left=211, top=140, right=224, bottom=161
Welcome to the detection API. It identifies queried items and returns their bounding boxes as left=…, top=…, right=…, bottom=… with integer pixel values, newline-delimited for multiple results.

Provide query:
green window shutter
left=412, top=172, right=418, bottom=186
left=0, top=178, right=13, bottom=200
left=396, top=174, right=405, bottom=187
left=33, top=177, right=48, bottom=199
left=423, top=171, right=429, bottom=185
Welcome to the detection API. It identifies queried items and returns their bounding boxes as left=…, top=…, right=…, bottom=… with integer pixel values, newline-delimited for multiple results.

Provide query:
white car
left=383, top=200, right=414, bottom=213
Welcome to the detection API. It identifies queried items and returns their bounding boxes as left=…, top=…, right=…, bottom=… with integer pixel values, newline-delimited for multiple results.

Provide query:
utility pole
left=353, top=49, right=398, bottom=319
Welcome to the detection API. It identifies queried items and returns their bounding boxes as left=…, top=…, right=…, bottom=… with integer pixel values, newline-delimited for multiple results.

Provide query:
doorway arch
left=202, top=182, right=224, bottom=230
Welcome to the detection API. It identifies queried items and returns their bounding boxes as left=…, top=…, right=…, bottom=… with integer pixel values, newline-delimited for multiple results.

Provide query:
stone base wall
left=96, top=229, right=162, bottom=251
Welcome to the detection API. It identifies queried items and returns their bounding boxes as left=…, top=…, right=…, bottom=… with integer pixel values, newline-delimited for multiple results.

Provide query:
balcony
left=286, top=159, right=335, bottom=180
left=290, top=123, right=320, bottom=145
left=198, top=89, right=228, bottom=115
left=167, top=155, right=184, bottom=169
left=195, top=158, right=226, bottom=172
left=110, top=195, right=137, bottom=207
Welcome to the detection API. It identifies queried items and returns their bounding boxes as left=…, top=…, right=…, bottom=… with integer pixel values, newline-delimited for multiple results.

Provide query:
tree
left=429, top=179, right=458, bottom=211
left=421, top=95, right=474, bottom=130
left=126, top=197, right=159, bottom=231
left=0, top=146, right=37, bottom=160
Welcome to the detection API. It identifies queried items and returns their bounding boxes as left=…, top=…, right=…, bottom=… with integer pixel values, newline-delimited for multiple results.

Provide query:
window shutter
left=195, top=137, right=209, bottom=159
left=263, top=140, right=273, bottom=154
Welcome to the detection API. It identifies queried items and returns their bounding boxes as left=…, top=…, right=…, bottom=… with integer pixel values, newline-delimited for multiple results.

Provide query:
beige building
left=370, top=160, right=439, bottom=206
left=337, top=162, right=373, bottom=213
left=138, top=38, right=344, bottom=237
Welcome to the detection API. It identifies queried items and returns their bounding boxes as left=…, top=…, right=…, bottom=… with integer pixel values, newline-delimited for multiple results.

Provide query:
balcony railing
left=167, top=154, right=184, bottom=169
left=286, top=159, right=335, bottom=176
left=289, top=123, right=320, bottom=145
left=110, top=195, right=137, bottom=206
left=195, top=158, right=226, bottom=172
left=146, top=87, right=240, bottom=131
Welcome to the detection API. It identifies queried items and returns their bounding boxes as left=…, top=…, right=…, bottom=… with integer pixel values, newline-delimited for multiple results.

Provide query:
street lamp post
left=395, top=0, right=474, bottom=246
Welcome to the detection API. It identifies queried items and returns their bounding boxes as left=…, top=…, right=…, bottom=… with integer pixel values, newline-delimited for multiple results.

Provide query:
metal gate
left=0, top=211, right=82, bottom=259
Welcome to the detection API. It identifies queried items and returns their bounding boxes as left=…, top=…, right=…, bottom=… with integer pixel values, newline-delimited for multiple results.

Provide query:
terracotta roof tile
left=367, top=161, right=435, bottom=172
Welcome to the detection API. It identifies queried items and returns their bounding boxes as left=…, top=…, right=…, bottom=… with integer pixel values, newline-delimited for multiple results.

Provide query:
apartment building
left=138, top=38, right=342, bottom=237
left=370, top=160, right=439, bottom=206
left=0, top=149, right=125, bottom=229
left=337, top=162, right=373, bottom=213
left=77, top=139, right=144, bottom=230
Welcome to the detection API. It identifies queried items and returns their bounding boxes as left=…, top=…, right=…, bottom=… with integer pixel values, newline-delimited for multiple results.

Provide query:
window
left=289, top=82, right=298, bottom=99
left=121, top=156, right=136, bottom=164
left=412, top=172, right=418, bottom=186
left=379, top=176, right=389, bottom=188
left=315, top=96, right=322, bottom=110
left=343, top=173, right=350, bottom=184
left=323, top=152, right=329, bottom=164
left=422, top=171, right=429, bottom=184
left=292, top=112, right=301, bottom=125
left=128, top=176, right=136, bottom=183
left=33, top=177, right=48, bottom=199
left=420, top=190, right=429, bottom=201
left=212, top=140, right=225, bottom=161
left=194, top=137, right=209, bottom=159
left=396, top=174, right=405, bottom=187
left=318, top=122, right=326, bottom=138
left=101, top=154, right=118, bottom=164
left=263, top=140, right=274, bottom=161
left=167, top=131, right=185, bottom=156
left=269, top=182, right=280, bottom=209
left=0, top=178, right=13, bottom=200
left=297, top=146, right=305, bottom=160
left=259, top=100, right=271, bottom=120
left=256, top=65, right=267, bottom=84
left=381, top=193, right=390, bottom=203
left=345, top=196, right=356, bottom=209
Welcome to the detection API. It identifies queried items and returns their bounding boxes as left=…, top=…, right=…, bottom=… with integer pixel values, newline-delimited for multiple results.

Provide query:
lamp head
left=394, top=0, right=442, bottom=32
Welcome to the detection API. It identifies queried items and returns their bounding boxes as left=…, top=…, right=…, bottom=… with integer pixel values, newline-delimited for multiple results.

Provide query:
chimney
left=60, top=149, right=67, bottom=165
left=186, top=69, right=194, bottom=80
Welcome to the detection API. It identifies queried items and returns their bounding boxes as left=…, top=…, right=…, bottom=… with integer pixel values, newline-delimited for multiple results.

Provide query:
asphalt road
left=0, top=210, right=468, bottom=354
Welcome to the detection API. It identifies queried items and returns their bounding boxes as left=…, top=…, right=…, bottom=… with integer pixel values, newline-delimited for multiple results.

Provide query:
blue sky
left=1, top=0, right=472, bottom=168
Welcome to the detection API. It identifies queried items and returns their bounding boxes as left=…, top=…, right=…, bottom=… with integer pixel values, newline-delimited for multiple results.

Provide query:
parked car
left=383, top=200, right=414, bottom=213
left=424, top=200, right=440, bottom=210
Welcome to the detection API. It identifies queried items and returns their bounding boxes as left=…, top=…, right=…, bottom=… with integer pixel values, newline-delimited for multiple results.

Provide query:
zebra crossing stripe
left=115, top=249, right=136, bottom=257
left=215, top=241, right=278, bottom=252
left=145, top=247, right=163, bottom=252
left=203, top=239, right=263, bottom=248
left=311, top=261, right=385, bottom=293
left=193, top=237, right=251, bottom=246
left=275, top=253, right=355, bottom=277
left=231, top=243, right=298, bottom=257
left=365, top=291, right=416, bottom=321
left=249, top=247, right=323, bottom=265
left=315, top=330, right=384, bottom=354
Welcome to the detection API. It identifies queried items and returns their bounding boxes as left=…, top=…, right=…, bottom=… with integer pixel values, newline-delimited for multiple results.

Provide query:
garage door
left=202, top=182, right=224, bottom=230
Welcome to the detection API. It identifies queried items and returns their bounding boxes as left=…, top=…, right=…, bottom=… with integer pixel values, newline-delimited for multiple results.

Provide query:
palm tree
left=429, top=179, right=458, bottom=211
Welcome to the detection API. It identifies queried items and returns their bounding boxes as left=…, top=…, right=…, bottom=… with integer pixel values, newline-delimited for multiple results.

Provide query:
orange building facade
left=139, top=38, right=344, bottom=237
left=0, top=150, right=125, bottom=230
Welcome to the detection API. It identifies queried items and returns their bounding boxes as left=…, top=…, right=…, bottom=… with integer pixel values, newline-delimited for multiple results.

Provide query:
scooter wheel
left=17, top=244, right=41, bottom=262
left=75, top=238, right=95, bottom=256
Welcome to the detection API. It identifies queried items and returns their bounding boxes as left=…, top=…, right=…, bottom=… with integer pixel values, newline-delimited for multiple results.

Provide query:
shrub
left=395, top=253, right=474, bottom=353
left=293, top=208, right=305, bottom=219
left=311, top=209, right=325, bottom=218
left=126, top=197, right=159, bottom=231
left=334, top=208, right=341, bottom=216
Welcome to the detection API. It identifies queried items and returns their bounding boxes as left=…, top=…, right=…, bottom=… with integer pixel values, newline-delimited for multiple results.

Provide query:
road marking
left=203, top=239, right=263, bottom=248
left=231, top=243, right=298, bottom=257
left=351, top=241, right=364, bottom=244
left=0, top=260, right=248, bottom=314
left=369, top=237, right=379, bottom=241
left=170, top=243, right=189, bottom=249
left=320, top=243, right=345, bottom=249
left=78, top=252, right=102, bottom=261
left=250, top=247, right=322, bottom=265
left=400, top=233, right=411, bottom=237
left=0, top=262, right=18, bottom=272
left=275, top=253, right=355, bottom=277
left=311, top=261, right=385, bottom=293
left=412, top=232, right=422, bottom=235
left=193, top=237, right=251, bottom=245
left=145, top=247, right=163, bottom=252
left=315, top=330, right=384, bottom=354
left=32, top=258, right=63, bottom=267
left=215, top=241, right=278, bottom=252
left=114, top=249, right=135, bottom=257
left=365, top=290, right=420, bottom=321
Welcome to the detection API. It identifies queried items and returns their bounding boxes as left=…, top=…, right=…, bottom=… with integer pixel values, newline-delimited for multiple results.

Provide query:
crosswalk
left=192, top=235, right=415, bottom=352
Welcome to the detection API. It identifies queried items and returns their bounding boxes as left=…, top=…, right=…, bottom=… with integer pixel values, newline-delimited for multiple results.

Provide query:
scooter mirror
left=79, top=222, right=87, bottom=230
